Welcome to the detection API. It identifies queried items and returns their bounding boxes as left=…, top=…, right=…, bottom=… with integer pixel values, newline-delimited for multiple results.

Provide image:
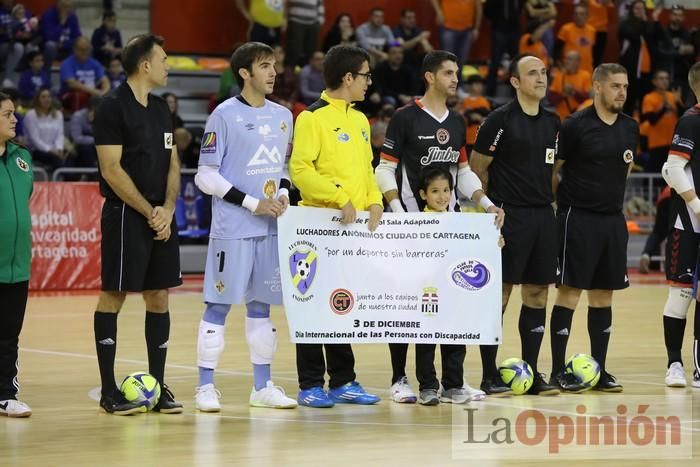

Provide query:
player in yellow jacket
left=290, top=45, right=383, bottom=407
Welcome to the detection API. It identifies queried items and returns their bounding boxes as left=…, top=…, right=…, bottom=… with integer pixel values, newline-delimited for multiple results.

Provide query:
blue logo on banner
left=289, top=250, right=318, bottom=295
left=451, top=260, right=490, bottom=291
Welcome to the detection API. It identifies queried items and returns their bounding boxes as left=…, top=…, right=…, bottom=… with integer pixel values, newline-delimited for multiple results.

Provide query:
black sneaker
left=527, top=373, right=560, bottom=396
left=550, top=371, right=588, bottom=394
left=593, top=371, right=623, bottom=393
left=100, top=391, right=142, bottom=415
left=153, top=385, right=183, bottom=413
left=480, top=377, right=513, bottom=397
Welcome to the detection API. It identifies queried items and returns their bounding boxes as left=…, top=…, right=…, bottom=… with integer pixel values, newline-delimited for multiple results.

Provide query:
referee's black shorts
left=556, top=206, right=629, bottom=290
left=665, top=227, right=700, bottom=286
left=500, top=204, right=557, bottom=285
left=101, top=199, right=182, bottom=292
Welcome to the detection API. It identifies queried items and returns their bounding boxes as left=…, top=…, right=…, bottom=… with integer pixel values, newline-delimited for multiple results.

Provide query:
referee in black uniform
left=92, top=34, right=183, bottom=414
left=471, top=54, right=560, bottom=396
left=549, top=63, right=638, bottom=393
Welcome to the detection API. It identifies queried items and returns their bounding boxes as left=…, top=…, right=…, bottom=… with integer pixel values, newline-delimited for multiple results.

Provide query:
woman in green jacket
left=0, top=91, right=33, bottom=418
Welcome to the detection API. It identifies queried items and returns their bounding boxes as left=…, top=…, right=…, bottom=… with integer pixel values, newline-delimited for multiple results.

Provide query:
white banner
left=277, top=206, right=502, bottom=344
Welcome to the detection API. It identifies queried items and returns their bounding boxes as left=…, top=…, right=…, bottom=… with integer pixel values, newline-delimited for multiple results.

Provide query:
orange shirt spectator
left=519, top=19, right=554, bottom=68
left=548, top=51, right=592, bottom=120
left=587, top=0, right=609, bottom=32
left=577, top=97, right=593, bottom=111
left=556, top=4, right=596, bottom=73
left=433, top=0, right=477, bottom=30
left=641, top=92, right=678, bottom=149
left=462, top=95, right=491, bottom=146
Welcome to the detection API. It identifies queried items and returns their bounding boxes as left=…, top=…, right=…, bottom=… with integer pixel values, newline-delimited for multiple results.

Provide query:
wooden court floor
left=2, top=275, right=700, bottom=466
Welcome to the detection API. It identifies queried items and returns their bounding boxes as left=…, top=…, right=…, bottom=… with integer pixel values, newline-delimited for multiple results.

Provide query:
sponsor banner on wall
left=277, top=206, right=502, bottom=344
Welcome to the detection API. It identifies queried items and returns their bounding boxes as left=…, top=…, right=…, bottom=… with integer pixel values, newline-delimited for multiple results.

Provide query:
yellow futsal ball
left=565, top=354, right=601, bottom=390
left=120, top=371, right=161, bottom=411
left=498, top=358, right=534, bottom=395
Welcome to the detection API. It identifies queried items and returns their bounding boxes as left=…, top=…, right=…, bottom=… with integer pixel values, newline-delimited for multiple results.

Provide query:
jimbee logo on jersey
left=623, top=149, right=634, bottom=163
left=330, top=289, right=354, bottom=315
left=436, top=128, right=450, bottom=144
left=450, top=259, right=491, bottom=291
left=289, top=242, right=318, bottom=298
left=201, top=132, right=217, bottom=154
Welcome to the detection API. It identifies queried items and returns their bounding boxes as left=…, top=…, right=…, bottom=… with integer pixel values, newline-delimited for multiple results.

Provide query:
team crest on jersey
left=289, top=248, right=317, bottom=295
left=337, top=132, right=350, bottom=143
left=201, top=132, right=217, bottom=153
left=263, top=179, right=277, bottom=199
left=15, top=156, right=29, bottom=172
left=361, top=128, right=369, bottom=143
left=436, top=128, right=450, bottom=144
left=623, top=149, right=634, bottom=163
left=280, top=121, right=288, bottom=133
left=215, top=280, right=225, bottom=294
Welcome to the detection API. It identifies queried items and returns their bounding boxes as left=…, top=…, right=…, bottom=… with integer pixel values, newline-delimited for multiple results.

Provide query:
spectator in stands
left=392, top=8, right=432, bottom=72
left=519, top=18, right=554, bottom=69
left=298, top=50, right=325, bottom=105
left=174, top=126, right=203, bottom=169
left=2, top=87, right=26, bottom=146
left=586, top=0, right=613, bottom=67
left=322, top=13, right=356, bottom=53
left=285, top=0, right=324, bottom=68
left=235, top=0, right=285, bottom=46
left=40, top=0, right=81, bottom=71
left=484, top=0, right=523, bottom=97
left=106, top=56, right=125, bottom=89
left=69, top=96, right=97, bottom=168
left=10, top=3, right=40, bottom=50
left=555, top=3, right=596, bottom=74
left=18, top=51, right=50, bottom=103
left=24, top=87, right=65, bottom=170
left=370, top=119, right=386, bottom=168
left=548, top=50, right=592, bottom=121
left=59, top=36, right=109, bottom=112
left=665, top=5, right=694, bottom=105
left=91, top=10, right=122, bottom=66
left=216, top=44, right=243, bottom=103
left=373, top=43, right=415, bottom=107
left=524, top=0, right=556, bottom=57
left=460, top=74, right=490, bottom=154
left=162, top=92, right=184, bottom=129
left=430, top=0, right=481, bottom=74
left=269, top=44, right=299, bottom=111
left=356, top=7, right=395, bottom=65
left=641, top=69, right=681, bottom=174
left=0, top=0, right=25, bottom=88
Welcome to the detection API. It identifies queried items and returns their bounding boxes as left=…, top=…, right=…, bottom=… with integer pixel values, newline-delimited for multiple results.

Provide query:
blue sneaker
left=328, top=381, right=380, bottom=405
left=297, top=387, right=334, bottom=408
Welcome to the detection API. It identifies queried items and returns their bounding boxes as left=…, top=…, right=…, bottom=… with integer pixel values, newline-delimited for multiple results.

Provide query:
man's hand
left=154, top=222, right=171, bottom=242
left=149, top=205, right=173, bottom=233
left=340, top=201, right=356, bottom=224
left=278, top=194, right=290, bottom=215
left=486, top=205, right=505, bottom=229
left=255, top=198, right=284, bottom=217
left=368, top=204, right=383, bottom=232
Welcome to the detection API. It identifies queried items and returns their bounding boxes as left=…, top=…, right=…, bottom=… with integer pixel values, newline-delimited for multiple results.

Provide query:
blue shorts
left=203, top=235, right=281, bottom=305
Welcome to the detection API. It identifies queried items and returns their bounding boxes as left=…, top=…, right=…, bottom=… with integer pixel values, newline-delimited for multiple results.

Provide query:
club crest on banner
left=450, top=259, right=491, bottom=291
left=289, top=249, right=317, bottom=295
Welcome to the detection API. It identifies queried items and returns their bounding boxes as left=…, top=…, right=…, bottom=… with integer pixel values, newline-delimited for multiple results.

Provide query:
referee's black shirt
left=557, top=105, right=639, bottom=214
left=473, top=99, right=560, bottom=207
left=93, top=83, right=174, bottom=204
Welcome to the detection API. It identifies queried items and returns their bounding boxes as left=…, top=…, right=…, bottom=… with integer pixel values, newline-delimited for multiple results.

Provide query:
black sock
left=588, top=306, right=612, bottom=373
left=664, top=315, right=686, bottom=367
left=518, top=305, right=546, bottom=374
left=550, top=305, right=575, bottom=374
left=694, top=302, right=700, bottom=378
left=94, top=311, right=118, bottom=396
left=145, top=311, right=170, bottom=386
left=479, top=345, right=499, bottom=380
left=389, top=343, right=408, bottom=384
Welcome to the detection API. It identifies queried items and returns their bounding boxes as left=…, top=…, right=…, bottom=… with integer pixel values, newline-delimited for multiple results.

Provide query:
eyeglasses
left=354, top=72, right=373, bottom=82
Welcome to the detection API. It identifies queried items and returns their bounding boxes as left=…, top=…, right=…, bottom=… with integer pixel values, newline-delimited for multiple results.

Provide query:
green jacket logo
left=16, top=156, right=29, bottom=172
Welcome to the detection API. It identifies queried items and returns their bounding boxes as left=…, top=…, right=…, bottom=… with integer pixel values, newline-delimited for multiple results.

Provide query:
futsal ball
left=565, top=354, right=601, bottom=389
left=498, top=358, right=534, bottom=395
left=296, top=259, right=310, bottom=278
left=120, top=371, right=161, bottom=411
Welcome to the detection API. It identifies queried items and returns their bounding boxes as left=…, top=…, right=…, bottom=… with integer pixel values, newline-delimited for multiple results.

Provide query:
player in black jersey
left=549, top=63, right=639, bottom=393
left=92, top=35, right=183, bottom=414
left=471, top=54, right=561, bottom=396
left=375, top=50, right=506, bottom=405
left=660, top=61, right=700, bottom=389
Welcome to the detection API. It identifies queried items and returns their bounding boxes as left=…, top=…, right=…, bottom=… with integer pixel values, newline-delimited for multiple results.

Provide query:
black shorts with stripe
left=556, top=207, right=629, bottom=290
left=101, top=199, right=182, bottom=292
left=500, top=204, right=558, bottom=285
left=665, top=228, right=700, bottom=286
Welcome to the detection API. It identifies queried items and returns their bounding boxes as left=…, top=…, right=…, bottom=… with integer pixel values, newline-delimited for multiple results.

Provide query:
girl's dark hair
left=419, top=166, right=453, bottom=192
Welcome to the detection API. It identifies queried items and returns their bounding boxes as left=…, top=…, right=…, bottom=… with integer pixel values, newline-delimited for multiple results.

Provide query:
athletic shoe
left=480, top=377, right=513, bottom=396
left=250, top=381, right=297, bottom=409
left=153, top=385, right=183, bottom=413
left=195, top=384, right=222, bottom=412
left=693, top=370, right=700, bottom=388
left=329, top=381, right=380, bottom=405
left=390, top=376, right=417, bottom=403
left=418, top=388, right=439, bottom=405
left=297, top=387, right=334, bottom=408
left=527, top=373, right=560, bottom=396
left=0, top=399, right=32, bottom=418
left=550, top=371, right=588, bottom=393
left=440, top=387, right=469, bottom=404
left=593, top=371, right=623, bottom=392
left=464, top=382, right=486, bottom=401
left=99, top=391, right=141, bottom=415
left=665, top=362, right=687, bottom=388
